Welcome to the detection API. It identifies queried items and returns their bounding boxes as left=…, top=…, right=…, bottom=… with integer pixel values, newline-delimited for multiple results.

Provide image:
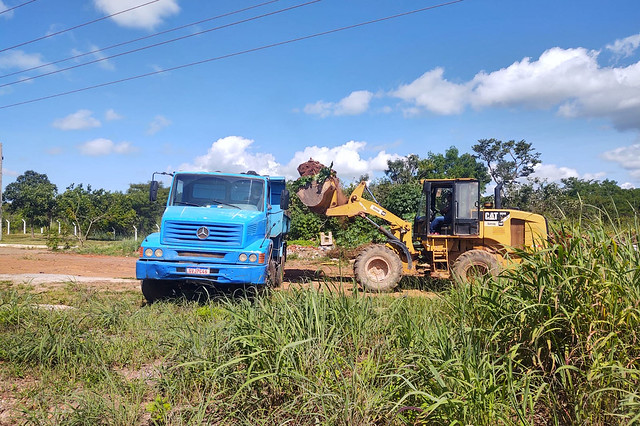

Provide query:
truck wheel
left=452, top=250, right=499, bottom=282
left=141, top=279, right=177, bottom=303
left=274, top=261, right=284, bottom=287
left=353, top=245, right=402, bottom=292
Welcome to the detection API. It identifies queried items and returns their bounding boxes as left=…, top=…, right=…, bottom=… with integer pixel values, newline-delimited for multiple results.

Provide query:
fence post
left=22, top=219, right=26, bottom=234
left=5, top=219, right=9, bottom=235
left=57, top=220, right=61, bottom=234
left=133, top=225, right=138, bottom=242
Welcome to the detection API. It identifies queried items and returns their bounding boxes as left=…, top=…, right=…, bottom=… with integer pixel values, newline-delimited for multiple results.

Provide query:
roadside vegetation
left=1, top=216, right=638, bottom=425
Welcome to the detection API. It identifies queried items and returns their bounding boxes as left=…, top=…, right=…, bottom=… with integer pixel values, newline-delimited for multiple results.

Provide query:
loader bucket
left=296, top=177, right=347, bottom=214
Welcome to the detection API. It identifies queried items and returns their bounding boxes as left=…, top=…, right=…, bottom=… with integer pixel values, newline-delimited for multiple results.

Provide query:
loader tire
left=141, top=279, right=177, bottom=303
left=452, top=250, right=499, bottom=282
left=353, top=244, right=402, bottom=292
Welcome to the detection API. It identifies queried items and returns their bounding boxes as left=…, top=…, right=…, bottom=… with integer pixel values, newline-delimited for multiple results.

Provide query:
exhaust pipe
left=494, top=183, right=503, bottom=209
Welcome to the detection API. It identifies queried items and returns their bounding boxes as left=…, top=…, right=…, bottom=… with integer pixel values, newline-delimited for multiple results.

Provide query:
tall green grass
left=0, top=217, right=638, bottom=424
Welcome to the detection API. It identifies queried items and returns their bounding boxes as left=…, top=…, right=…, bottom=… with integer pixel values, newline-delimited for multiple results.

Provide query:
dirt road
left=0, top=246, right=431, bottom=297
left=0, top=246, right=350, bottom=291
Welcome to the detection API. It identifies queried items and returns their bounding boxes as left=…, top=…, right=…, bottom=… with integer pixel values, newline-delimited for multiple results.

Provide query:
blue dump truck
left=136, top=171, right=290, bottom=302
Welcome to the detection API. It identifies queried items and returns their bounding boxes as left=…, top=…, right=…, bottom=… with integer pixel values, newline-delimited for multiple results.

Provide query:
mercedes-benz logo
left=196, top=226, right=209, bottom=240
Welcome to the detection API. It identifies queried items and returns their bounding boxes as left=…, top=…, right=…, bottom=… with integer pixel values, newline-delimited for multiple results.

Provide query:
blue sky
left=1, top=0, right=639, bottom=193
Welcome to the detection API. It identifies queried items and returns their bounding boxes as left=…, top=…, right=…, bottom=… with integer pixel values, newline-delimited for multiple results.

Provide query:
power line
left=0, top=0, right=39, bottom=15
left=0, top=0, right=465, bottom=110
left=0, top=0, right=283, bottom=80
left=0, top=0, right=160, bottom=53
left=0, top=0, right=315, bottom=88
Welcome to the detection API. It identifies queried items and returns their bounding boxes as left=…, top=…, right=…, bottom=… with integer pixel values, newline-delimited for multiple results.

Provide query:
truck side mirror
left=280, top=189, right=290, bottom=210
left=149, top=180, right=159, bottom=202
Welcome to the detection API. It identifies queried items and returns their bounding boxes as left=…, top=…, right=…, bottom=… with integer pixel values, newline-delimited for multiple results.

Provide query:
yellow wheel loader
left=297, top=178, right=547, bottom=292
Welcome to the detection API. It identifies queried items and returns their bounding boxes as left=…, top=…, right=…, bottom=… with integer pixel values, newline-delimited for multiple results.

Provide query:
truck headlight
left=144, top=248, right=153, bottom=257
left=154, top=249, right=164, bottom=258
left=249, top=254, right=258, bottom=263
left=239, top=253, right=248, bottom=262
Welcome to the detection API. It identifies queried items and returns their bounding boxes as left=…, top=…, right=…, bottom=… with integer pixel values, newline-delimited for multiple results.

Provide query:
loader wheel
left=353, top=245, right=402, bottom=292
left=141, top=279, right=177, bottom=303
left=452, top=250, right=499, bottom=282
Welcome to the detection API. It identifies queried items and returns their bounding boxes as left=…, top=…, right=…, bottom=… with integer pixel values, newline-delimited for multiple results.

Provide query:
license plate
left=186, top=267, right=210, bottom=275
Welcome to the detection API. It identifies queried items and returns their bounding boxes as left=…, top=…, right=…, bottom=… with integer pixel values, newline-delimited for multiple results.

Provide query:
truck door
left=454, top=181, right=479, bottom=235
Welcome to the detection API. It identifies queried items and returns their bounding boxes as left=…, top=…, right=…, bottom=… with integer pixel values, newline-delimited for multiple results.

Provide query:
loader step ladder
left=431, top=240, right=450, bottom=273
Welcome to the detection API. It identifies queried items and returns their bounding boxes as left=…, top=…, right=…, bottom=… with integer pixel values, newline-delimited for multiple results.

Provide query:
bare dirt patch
left=0, top=245, right=436, bottom=297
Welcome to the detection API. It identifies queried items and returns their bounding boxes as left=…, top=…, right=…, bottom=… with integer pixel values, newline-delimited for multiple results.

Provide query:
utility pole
left=0, top=142, right=3, bottom=241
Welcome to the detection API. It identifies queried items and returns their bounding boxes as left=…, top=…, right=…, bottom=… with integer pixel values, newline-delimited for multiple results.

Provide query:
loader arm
left=325, top=182, right=418, bottom=258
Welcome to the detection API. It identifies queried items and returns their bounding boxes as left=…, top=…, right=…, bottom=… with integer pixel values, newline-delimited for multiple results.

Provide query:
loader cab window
left=423, top=180, right=480, bottom=236
left=430, top=188, right=454, bottom=235
left=453, top=181, right=480, bottom=235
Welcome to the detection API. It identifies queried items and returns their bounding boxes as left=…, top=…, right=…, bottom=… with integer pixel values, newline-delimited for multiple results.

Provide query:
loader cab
left=414, top=179, right=480, bottom=237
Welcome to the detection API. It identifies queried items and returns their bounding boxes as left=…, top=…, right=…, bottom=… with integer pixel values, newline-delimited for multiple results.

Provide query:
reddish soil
left=0, top=246, right=137, bottom=278
left=0, top=246, right=434, bottom=297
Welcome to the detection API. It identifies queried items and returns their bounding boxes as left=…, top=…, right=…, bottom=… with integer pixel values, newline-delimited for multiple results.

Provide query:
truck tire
left=353, top=244, right=402, bottom=292
left=141, top=279, right=177, bottom=303
left=451, top=250, right=499, bottom=282
left=274, top=261, right=284, bottom=287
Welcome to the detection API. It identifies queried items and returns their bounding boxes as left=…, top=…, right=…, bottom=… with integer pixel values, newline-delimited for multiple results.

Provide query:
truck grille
left=163, top=221, right=243, bottom=247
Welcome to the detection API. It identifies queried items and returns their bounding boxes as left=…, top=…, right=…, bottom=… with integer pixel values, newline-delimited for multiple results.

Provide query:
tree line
left=2, top=171, right=169, bottom=245
left=3, top=139, right=639, bottom=247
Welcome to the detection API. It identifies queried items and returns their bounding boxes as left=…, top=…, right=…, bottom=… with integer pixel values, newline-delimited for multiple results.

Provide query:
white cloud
left=71, top=45, right=115, bottom=70
left=78, top=138, right=137, bottom=156
left=179, top=136, right=399, bottom=181
left=147, top=115, right=171, bottom=135
left=93, top=0, right=180, bottom=30
left=2, top=168, right=19, bottom=177
left=0, top=1, right=14, bottom=19
left=304, top=90, right=373, bottom=117
left=607, top=33, right=640, bottom=58
left=392, top=68, right=469, bottom=115
left=385, top=39, right=640, bottom=130
left=621, top=182, right=636, bottom=189
left=47, top=147, right=63, bottom=155
left=180, top=136, right=280, bottom=176
left=282, top=141, right=399, bottom=181
left=53, top=110, right=101, bottom=130
left=105, top=109, right=123, bottom=121
left=0, top=50, right=48, bottom=70
left=531, top=163, right=605, bottom=182
left=602, top=143, right=640, bottom=178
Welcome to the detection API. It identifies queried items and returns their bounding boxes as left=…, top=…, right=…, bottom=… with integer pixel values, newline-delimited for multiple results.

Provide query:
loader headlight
left=239, top=253, right=248, bottom=262
left=248, top=254, right=258, bottom=263
left=144, top=248, right=153, bottom=257
left=154, top=249, right=164, bottom=258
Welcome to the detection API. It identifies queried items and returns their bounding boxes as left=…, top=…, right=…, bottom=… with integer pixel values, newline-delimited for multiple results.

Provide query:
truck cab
left=136, top=171, right=290, bottom=302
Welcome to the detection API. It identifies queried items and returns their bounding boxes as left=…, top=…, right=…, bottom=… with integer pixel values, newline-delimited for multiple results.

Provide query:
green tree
left=418, top=146, right=491, bottom=191
left=472, top=139, right=541, bottom=186
left=56, top=184, right=129, bottom=245
left=127, top=182, right=169, bottom=236
left=3, top=170, right=57, bottom=236
left=385, top=154, right=420, bottom=184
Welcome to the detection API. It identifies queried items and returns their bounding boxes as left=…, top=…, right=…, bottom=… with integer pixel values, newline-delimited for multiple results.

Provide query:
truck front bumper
left=136, top=260, right=268, bottom=285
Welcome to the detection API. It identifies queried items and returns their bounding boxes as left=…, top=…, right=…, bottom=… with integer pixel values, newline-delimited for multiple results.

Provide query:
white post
left=112, top=227, right=116, bottom=240
left=133, top=225, right=138, bottom=242
left=73, top=223, right=77, bottom=236
left=41, top=227, right=43, bottom=234
left=22, top=219, right=26, bottom=234
left=155, top=224, right=160, bottom=232
left=57, top=220, right=61, bottom=234
left=5, top=219, right=9, bottom=235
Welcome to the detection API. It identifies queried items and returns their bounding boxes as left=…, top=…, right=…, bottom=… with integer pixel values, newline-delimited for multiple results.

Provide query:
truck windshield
left=170, top=174, right=265, bottom=211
